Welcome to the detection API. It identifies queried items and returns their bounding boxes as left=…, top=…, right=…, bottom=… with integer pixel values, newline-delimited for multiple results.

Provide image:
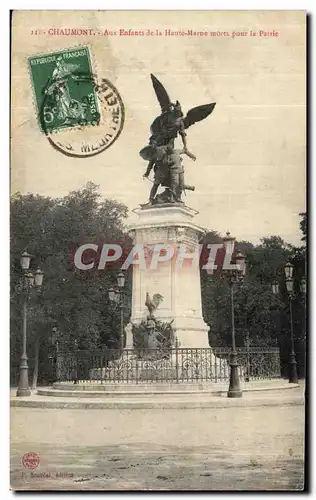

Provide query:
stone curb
left=37, top=383, right=300, bottom=399
left=51, top=380, right=297, bottom=392
left=11, top=395, right=304, bottom=410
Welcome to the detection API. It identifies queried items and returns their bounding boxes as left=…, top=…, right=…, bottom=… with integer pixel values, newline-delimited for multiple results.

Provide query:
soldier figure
left=143, top=144, right=195, bottom=204
left=143, top=145, right=169, bottom=204
left=167, top=145, right=186, bottom=202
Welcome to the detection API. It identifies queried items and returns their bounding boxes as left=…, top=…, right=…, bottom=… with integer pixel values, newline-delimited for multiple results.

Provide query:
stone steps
left=38, top=381, right=299, bottom=399
left=52, top=382, right=221, bottom=392
left=38, top=388, right=223, bottom=398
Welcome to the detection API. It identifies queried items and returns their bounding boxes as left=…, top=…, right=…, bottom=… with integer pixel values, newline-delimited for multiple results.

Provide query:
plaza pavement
left=10, top=384, right=305, bottom=491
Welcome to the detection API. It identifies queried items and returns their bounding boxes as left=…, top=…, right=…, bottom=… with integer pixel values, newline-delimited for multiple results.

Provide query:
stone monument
left=128, top=74, right=216, bottom=350
left=128, top=204, right=210, bottom=348
left=92, top=74, right=229, bottom=383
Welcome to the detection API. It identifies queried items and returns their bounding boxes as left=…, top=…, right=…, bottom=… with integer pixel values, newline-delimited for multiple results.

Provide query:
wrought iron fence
left=213, top=347, right=281, bottom=381
left=49, top=345, right=281, bottom=384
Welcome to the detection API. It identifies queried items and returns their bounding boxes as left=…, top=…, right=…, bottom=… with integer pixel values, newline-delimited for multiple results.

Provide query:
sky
left=11, top=10, right=306, bottom=246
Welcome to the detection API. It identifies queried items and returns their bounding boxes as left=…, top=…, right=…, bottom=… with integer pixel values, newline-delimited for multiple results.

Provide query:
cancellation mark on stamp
left=28, top=46, right=124, bottom=158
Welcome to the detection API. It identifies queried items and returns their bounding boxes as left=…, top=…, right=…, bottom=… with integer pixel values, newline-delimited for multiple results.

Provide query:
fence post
left=135, top=350, right=139, bottom=384
left=213, top=352, right=217, bottom=383
left=175, top=338, right=179, bottom=384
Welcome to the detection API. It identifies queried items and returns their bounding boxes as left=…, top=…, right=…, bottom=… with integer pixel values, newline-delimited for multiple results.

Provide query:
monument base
left=128, top=204, right=210, bottom=349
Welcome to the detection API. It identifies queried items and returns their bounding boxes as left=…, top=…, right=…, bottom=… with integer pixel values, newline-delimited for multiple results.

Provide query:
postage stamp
left=28, top=46, right=125, bottom=158
left=29, top=46, right=99, bottom=133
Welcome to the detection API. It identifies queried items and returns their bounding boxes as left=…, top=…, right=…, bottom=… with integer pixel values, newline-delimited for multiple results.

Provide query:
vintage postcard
left=10, top=10, right=306, bottom=491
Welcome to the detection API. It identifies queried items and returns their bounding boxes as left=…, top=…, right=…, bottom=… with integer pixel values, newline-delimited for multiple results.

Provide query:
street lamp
left=284, top=263, right=298, bottom=384
left=272, top=264, right=304, bottom=384
left=16, top=253, right=44, bottom=397
left=117, top=272, right=125, bottom=289
left=34, top=268, right=44, bottom=288
left=300, top=276, right=307, bottom=348
left=285, top=262, right=294, bottom=280
left=20, top=251, right=33, bottom=270
left=108, top=272, right=126, bottom=350
left=300, top=277, right=306, bottom=295
left=223, top=231, right=235, bottom=259
left=271, top=279, right=279, bottom=296
left=222, top=233, right=246, bottom=398
left=235, top=250, right=246, bottom=277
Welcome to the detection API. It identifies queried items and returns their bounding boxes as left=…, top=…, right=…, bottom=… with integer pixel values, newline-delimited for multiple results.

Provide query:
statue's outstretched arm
left=143, top=160, right=155, bottom=177
left=184, top=150, right=196, bottom=161
left=178, top=121, right=196, bottom=160
left=179, top=121, right=188, bottom=149
left=176, top=148, right=196, bottom=161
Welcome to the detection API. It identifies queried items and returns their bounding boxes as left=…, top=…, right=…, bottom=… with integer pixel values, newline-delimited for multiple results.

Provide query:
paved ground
left=10, top=386, right=305, bottom=491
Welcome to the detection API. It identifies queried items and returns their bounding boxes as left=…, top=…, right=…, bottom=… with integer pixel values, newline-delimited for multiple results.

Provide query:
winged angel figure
left=139, top=74, right=216, bottom=162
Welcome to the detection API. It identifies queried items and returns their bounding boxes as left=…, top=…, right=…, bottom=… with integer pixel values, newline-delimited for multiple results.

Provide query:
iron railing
left=49, top=346, right=281, bottom=384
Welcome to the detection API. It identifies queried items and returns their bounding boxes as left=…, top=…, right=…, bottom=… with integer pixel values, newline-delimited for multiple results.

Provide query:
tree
left=200, top=226, right=306, bottom=378
left=11, top=186, right=306, bottom=384
left=10, top=183, right=131, bottom=385
left=299, top=212, right=307, bottom=242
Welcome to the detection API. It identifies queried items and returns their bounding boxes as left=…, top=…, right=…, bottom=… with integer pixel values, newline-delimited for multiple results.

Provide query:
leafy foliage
left=10, top=185, right=306, bottom=383
left=201, top=219, right=306, bottom=377
left=10, top=183, right=131, bottom=384
left=299, top=212, right=307, bottom=242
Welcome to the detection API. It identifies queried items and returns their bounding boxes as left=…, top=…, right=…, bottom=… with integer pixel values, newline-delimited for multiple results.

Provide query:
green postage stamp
left=28, top=46, right=100, bottom=133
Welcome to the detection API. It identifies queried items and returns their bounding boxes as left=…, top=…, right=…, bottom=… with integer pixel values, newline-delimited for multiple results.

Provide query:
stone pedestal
left=128, top=204, right=210, bottom=348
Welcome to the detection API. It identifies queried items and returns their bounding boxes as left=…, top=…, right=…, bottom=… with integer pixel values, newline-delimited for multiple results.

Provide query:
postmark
left=28, top=46, right=124, bottom=157
left=22, top=452, right=40, bottom=469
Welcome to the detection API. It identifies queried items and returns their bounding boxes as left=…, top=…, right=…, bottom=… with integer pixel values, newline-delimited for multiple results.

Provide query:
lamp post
left=222, top=233, right=246, bottom=398
left=239, top=285, right=254, bottom=383
left=300, top=277, right=307, bottom=358
left=284, top=262, right=298, bottom=384
left=108, top=272, right=126, bottom=350
left=16, top=252, right=44, bottom=397
left=244, top=329, right=250, bottom=383
left=271, top=264, right=306, bottom=384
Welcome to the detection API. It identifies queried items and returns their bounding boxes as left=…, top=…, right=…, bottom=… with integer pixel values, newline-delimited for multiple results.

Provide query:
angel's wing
left=183, top=103, right=216, bottom=129
left=150, top=74, right=172, bottom=113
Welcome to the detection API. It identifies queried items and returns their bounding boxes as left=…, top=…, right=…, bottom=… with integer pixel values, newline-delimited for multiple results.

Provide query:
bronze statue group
left=140, top=74, right=216, bottom=206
